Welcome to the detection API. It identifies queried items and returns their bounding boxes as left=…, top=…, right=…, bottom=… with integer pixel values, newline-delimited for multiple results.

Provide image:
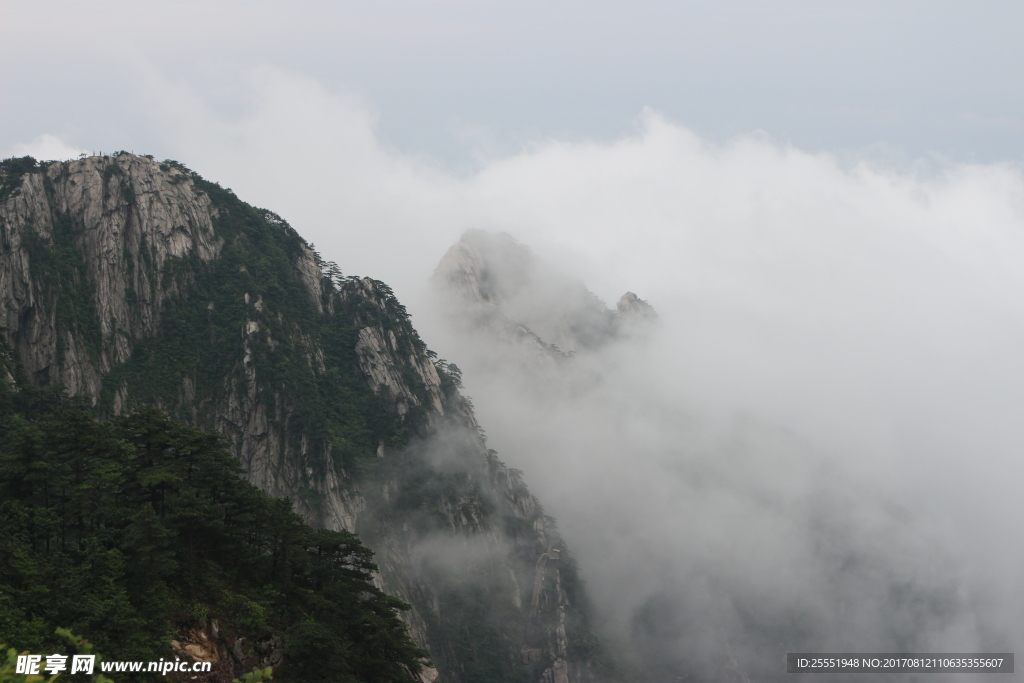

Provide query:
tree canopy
left=0, top=382, right=427, bottom=682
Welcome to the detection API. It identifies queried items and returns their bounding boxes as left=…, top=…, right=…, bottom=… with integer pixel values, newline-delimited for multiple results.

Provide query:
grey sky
left=2, top=1, right=1023, bottom=167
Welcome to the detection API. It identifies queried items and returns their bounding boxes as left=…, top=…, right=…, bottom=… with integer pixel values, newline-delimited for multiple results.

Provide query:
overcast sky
left=2, top=1, right=1023, bottom=168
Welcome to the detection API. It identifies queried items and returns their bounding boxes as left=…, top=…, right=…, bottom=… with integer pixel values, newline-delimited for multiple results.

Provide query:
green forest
left=0, top=377, right=427, bottom=682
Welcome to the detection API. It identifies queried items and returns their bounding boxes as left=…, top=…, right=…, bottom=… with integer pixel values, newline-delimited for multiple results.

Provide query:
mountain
left=0, top=154, right=613, bottom=683
left=432, top=230, right=656, bottom=368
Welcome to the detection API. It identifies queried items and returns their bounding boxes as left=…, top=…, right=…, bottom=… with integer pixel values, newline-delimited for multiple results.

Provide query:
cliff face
left=0, top=155, right=221, bottom=396
left=0, top=154, right=609, bottom=683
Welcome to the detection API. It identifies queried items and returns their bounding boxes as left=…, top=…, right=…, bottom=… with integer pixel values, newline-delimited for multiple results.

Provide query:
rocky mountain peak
left=616, top=291, right=657, bottom=323
left=433, top=229, right=656, bottom=360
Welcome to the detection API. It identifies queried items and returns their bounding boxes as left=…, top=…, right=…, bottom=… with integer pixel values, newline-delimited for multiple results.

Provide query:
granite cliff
left=0, top=154, right=611, bottom=683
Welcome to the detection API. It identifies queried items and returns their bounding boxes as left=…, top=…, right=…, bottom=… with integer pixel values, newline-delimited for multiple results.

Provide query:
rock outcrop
left=0, top=155, right=221, bottom=396
left=0, top=154, right=610, bottom=683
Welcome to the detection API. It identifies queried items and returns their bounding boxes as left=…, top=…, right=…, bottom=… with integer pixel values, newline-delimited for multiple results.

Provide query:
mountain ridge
left=0, top=153, right=613, bottom=683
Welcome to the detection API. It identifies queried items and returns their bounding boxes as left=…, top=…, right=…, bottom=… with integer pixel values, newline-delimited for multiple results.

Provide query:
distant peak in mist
left=432, top=229, right=656, bottom=362
left=616, top=291, right=657, bottom=325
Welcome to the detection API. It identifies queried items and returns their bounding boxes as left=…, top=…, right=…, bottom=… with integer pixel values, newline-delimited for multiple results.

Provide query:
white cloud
left=10, top=134, right=88, bottom=161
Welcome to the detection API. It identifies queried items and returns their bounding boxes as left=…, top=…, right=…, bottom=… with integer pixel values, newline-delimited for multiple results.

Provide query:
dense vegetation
left=0, top=376, right=427, bottom=682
